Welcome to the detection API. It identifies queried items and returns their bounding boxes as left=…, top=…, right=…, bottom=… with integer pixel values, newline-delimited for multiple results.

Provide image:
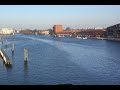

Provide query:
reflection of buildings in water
left=52, top=36, right=62, bottom=49
left=54, top=40, right=63, bottom=49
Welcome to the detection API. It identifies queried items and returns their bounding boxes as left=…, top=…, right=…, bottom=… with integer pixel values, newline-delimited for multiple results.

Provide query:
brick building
left=53, top=25, right=106, bottom=37
left=53, top=25, right=63, bottom=34
left=53, top=25, right=81, bottom=34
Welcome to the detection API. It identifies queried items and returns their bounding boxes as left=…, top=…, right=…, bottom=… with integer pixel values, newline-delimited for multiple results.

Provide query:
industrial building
left=106, top=23, right=120, bottom=38
left=53, top=25, right=81, bottom=35
left=77, top=29, right=106, bottom=37
left=53, top=25, right=106, bottom=38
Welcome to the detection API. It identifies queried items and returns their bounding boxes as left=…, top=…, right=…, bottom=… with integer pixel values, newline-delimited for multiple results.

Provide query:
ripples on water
left=0, top=34, right=120, bottom=85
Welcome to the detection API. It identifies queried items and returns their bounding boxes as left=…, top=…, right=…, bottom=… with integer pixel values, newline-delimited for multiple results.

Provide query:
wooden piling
left=24, top=48, right=28, bottom=62
left=0, top=48, right=11, bottom=65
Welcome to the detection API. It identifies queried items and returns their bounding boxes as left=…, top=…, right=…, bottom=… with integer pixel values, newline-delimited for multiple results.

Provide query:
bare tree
left=66, top=27, right=71, bottom=30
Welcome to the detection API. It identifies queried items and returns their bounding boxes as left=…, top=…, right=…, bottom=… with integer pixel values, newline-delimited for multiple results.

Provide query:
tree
left=66, top=27, right=71, bottom=30
left=49, top=28, right=53, bottom=35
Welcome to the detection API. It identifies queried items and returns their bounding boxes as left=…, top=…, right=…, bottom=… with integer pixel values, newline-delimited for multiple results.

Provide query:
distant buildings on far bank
left=6, top=23, right=119, bottom=39
left=19, top=29, right=51, bottom=35
left=106, top=23, right=120, bottom=38
left=0, top=28, right=15, bottom=35
left=52, top=24, right=120, bottom=38
left=53, top=25, right=106, bottom=38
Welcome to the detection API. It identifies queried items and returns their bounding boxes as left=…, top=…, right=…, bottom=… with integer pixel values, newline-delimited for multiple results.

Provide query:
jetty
left=0, top=48, right=11, bottom=65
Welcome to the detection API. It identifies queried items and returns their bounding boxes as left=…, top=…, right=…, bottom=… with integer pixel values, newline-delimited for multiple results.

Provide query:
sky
left=0, top=5, right=120, bottom=30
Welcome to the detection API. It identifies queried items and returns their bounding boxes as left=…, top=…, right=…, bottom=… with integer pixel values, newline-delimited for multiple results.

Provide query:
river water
left=0, top=34, right=120, bottom=85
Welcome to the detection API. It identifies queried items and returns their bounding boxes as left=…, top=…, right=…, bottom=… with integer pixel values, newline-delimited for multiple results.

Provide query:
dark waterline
left=0, top=34, right=120, bottom=85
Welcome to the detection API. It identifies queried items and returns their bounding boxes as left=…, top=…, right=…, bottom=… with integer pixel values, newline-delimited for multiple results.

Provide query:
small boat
left=35, top=32, right=38, bottom=35
left=57, top=35, right=64, bottom=38
left=53, top=35, right=57, bottom=37
left=76, top=36, right=82, bottom=39
left=82, top=37, right=87, bottom=39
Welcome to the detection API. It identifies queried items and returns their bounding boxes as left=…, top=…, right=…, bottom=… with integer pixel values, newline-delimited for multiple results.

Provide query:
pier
left=0, top=48, right=11, bottom=65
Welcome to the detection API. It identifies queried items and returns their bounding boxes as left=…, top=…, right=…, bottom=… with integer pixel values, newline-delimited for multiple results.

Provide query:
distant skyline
left=0, top=5, right=120, bottom=30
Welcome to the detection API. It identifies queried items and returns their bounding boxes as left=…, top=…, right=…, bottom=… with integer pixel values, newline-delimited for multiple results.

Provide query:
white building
left=41, top=30, right=50, bottom=35
left=0, top=28, right=15, bottom=35
left=95, top=27, right=104, bottom=29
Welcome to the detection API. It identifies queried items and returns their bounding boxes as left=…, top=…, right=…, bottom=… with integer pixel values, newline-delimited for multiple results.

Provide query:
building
left=53, top=25, right=63, bottom=34
left=0, top=28, right=15, bottom=35
left=53, top=25, right=106, bottom=38
left=15, top=30, right=20, bottom=33
left=53, top=25, right=81, bottom=35
left=40, top=30, right=50, bottom=35
left=77, top=29, right=107, bottom=37
left=19, top=29, right=33, bottom=34
left=106, top=23, right=120, bottom=38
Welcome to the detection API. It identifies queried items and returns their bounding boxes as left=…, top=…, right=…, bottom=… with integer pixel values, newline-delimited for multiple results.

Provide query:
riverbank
left=19, top=33, right=120, bottom=42
left=88, top=37, right=120, bottom=41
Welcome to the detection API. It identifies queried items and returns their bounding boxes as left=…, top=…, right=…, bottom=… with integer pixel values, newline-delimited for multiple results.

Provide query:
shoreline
left=88, top=37, right=120, bottom=41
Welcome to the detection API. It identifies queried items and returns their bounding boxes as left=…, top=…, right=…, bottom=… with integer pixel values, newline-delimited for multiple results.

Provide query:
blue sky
left=0, top=5, right=120, bottom=30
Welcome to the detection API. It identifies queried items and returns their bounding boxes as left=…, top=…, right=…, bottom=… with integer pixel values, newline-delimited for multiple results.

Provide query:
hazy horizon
left=0, top=5, right=120, bottom=30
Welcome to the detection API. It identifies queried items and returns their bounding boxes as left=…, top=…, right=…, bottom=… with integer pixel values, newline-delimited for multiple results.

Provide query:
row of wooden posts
left=12, top=43, right=28, bottom=62
left=5, top=42, right=28, bottom=63
left=1, top=36, right=28, bottom=64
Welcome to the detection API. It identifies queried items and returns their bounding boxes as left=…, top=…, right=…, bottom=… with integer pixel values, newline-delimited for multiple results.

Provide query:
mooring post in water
left=24, top=48, right=28, bottom=62
left=12, top=42, right=14, bottom=53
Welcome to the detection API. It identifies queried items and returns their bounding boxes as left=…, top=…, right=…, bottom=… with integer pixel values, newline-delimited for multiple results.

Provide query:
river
left=0, top=34, right=120, bottom=85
